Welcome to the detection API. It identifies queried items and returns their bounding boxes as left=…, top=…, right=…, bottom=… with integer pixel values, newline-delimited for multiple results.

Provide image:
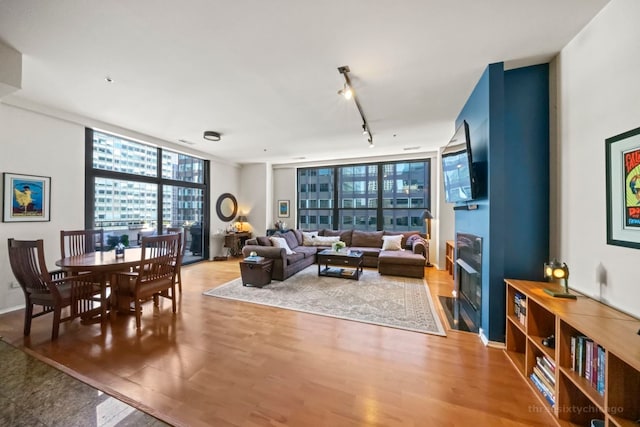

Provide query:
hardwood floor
left=0, top=260, right=555, bottom=426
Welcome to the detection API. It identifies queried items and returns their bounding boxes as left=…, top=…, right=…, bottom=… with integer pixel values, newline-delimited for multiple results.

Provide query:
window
left=297, top=159, right=430, bottom=231
left=86, top=129, right=209, bottom=262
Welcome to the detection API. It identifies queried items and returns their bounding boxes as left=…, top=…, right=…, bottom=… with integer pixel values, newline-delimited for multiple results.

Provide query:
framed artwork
left=3, top=172, right=51, bottom=222
left=277, top=200, right=290, bottom=218
left=606, top=126, right=640, bottom=249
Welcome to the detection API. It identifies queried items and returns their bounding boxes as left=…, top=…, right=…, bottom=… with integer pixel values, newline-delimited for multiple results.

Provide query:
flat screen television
left=442, top=120, right=477, bottom=203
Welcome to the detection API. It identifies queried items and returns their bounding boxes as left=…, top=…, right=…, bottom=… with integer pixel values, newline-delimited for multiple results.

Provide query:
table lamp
left=543, top=260, right=576, bottom=299
left=236, top=215, right=247, bottom=232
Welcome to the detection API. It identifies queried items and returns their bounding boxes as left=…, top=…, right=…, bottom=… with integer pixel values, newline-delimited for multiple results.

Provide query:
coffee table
left=317, top=249, right=363, bottom=281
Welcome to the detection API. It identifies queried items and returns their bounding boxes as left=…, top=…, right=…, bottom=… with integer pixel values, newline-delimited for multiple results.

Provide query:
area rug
left=203, top=266, right=446, bottom=336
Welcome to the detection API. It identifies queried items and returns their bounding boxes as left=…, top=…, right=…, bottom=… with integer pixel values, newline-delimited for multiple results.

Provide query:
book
left=536, top=357, right=556, bottom=385
left=243, top=256, right=265, bottom=263
left=533, top=366, right=556, bottom=399
left=530, top=373, right=555, bottom=407
left=596, top=345, right=605, bottom=395
left=570, top=336, right=576, bottom=371
left=585, top=339, right=593, bottom=382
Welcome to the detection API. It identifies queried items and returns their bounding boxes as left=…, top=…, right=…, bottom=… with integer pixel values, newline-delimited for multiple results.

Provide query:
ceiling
left=0, top=0, right=610, bottom=165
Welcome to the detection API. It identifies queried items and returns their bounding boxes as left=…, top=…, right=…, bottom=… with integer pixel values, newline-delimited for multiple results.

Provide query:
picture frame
left=3, top=172, right=51, bottom=222
left=605, top=126, right=640, bottom=249
left=277, top=200, right=290, bottom=218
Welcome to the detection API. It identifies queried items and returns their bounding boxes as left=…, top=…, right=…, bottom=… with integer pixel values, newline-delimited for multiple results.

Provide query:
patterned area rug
left=204, top=266, right=446, bottom=336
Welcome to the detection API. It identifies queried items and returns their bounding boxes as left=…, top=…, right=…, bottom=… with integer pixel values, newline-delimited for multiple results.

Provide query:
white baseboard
left=0, top=304, right=24, bottom=315
left=478, top=328, right=506, bottom=349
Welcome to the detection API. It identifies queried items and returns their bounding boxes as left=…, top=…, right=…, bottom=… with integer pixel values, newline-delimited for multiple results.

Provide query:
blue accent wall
left=454, top=63, right=549, bottom=342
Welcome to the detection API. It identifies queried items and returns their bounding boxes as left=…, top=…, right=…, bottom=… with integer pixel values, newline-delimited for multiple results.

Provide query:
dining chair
left=167, top=227, right=185, bottom=293
left=115, top=233, right=181, bottom=329
left=7, top=238, right=103, bottom=340
left=60, top=229, right=104, bottom=259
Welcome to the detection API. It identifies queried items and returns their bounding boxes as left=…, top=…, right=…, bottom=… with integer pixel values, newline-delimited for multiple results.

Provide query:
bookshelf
left=504, top=279, right=640, bottom=427
left=445, top=240, right=454, bottom=277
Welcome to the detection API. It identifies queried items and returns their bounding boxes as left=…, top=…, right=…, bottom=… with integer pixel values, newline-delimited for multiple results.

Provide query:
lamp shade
left=420, top=210, right=434, bottom=221
left=237, top=215, right=247, bottom=223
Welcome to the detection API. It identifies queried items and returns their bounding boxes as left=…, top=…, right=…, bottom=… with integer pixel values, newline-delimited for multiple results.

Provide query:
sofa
left=242, top=229, right=427, bottom=280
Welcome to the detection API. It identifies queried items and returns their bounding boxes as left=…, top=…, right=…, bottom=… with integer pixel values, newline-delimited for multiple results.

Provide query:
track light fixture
left=338, top=65, right=373, bottom=147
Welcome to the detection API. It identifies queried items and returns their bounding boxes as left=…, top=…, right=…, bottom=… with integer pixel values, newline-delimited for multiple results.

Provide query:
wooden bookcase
left=504, top=279, right=640, bottom=427
left=445, top=240, right=454, bottom=277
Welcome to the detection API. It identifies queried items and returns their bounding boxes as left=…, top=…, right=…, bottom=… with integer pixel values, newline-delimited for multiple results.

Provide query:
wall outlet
left=9, top=281, right=20, bottom=289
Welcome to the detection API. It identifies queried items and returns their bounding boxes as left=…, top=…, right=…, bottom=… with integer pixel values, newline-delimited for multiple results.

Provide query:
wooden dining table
left=55, top=248, right=143, bottom=321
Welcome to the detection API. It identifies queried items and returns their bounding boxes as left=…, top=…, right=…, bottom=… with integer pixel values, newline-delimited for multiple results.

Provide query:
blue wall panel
left=453, top=62, right=549, bottom=342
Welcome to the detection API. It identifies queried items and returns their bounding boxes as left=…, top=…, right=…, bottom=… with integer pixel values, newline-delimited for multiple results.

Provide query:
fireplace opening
left=439, top=233, right=482, bottom=333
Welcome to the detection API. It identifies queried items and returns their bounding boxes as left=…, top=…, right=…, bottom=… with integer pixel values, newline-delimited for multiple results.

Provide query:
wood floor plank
left=0, top=260, right=556, bottom=426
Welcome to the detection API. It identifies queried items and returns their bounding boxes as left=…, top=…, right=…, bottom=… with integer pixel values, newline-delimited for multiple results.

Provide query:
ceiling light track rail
left=338, top=65, right=373, bottom=147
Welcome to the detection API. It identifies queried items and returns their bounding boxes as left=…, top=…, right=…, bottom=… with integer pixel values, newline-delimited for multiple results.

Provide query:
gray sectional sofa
left=241, top=229, right=427, bottom=281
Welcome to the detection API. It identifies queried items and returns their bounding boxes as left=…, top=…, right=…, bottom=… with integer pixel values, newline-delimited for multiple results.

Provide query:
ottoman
left=378, top=250, right=426, bottom=278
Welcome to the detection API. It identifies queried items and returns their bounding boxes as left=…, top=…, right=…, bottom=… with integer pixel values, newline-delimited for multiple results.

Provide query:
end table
left=239, top=258, right=274, bottom=288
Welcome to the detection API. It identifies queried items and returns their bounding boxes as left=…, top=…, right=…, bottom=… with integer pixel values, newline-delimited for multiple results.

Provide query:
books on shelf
left=530, top=372, right=555, bottom=407
left=514, top=292, right=526, bottom=325
left=570, top=334, right=605, bottom=396
left=243, top=256, right=265, bottom=263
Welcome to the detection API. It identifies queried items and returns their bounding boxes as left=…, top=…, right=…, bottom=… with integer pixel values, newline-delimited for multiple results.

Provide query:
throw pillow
left=270, top=236, right=294, bottom=254
left=381, top=234, right=403, bottom=251
left=311, top=235, right=340, bottom=246
left=302, top=231, right=319, bottom=246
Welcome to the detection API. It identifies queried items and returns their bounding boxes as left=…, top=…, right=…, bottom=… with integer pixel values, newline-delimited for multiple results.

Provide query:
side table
left=239, top=258, right=274, bottom=288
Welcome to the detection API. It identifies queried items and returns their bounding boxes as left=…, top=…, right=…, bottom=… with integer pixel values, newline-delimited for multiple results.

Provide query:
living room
left=1, top=1, right=639, bottom=426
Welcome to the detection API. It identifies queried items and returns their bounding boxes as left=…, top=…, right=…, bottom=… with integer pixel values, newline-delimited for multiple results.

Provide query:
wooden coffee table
left=317, top=249, right=363, bottom=281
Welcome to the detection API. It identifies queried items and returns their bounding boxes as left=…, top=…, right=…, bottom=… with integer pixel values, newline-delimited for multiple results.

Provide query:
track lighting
left=338, top=83, right=353, bottom=100
left=338, top=65, right=373, bottom=148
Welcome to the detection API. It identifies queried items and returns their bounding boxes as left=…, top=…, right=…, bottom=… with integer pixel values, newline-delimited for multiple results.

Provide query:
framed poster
left=606, top=126, right=640, bottom=248
left=3, top=172, right=51, bottom=222
left=277, top=200, right=290, bottom=218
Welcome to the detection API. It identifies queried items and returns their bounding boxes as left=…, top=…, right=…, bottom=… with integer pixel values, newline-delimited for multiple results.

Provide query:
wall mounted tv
left=442, top=120, right=477, bottom=204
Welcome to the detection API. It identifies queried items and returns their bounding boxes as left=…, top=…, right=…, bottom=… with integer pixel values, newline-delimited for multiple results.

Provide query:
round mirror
left=216, top=193, right=238, bottom=222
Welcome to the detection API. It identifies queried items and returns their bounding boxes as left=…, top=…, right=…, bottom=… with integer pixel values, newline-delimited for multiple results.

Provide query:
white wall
left=0, top=103, right=85, bottom=311
left=273, top=167, right=296, bottom=229
left=239, top=163, right=271, bottom=236
left=556, top=0, right=640, bottom=317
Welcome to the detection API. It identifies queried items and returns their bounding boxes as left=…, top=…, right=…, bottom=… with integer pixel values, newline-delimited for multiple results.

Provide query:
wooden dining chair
left=167, top=227, right=185, bottom=293
left=60, top=229, right=104, bottom=259
left=7, top=238, right=103, bottom=340
left=115, top=234, right=181, bottom=329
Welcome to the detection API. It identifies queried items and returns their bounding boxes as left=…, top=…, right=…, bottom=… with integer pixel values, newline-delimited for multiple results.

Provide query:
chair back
left=8, top=238, right=57, bottom=298
left=138, top=234, right=181, bottom=287
left=167, top=227, right=186, bottom=255
left=60, top=229, right=104, bottom=258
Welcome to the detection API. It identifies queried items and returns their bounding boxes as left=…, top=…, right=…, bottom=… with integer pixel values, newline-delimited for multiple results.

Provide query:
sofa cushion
left=294, top=246, right=317, bottom=258
left=270, top=236, right=294, bottom=254
left=379, top=250, right=425, bottom=265
left=350, top=247, right=381, bottom=257
left=322, top=229, right=353, bottom=246
left=281, top=230, right=299, bottom=250
left=286, top=252, right=305, bottom=265
left=292, top=229, right=304, bottom=246
left=381, top=234, right=403, bottom=251
left=351, top=230, right=383, bottom=248
left=257, top=236, right=272, bottom=246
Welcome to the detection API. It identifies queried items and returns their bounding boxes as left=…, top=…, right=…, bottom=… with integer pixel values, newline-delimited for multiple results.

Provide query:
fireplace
left=438, top=233, right=483, bottom=332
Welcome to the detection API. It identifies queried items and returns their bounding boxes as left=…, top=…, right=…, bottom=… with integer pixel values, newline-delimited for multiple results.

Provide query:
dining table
left=55, top=248, right=143, bottom=322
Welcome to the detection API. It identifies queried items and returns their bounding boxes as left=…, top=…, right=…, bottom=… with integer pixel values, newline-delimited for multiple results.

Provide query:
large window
left=86, top=129, right=209, bottom=262
left=298, top=159, right=430, bottom=231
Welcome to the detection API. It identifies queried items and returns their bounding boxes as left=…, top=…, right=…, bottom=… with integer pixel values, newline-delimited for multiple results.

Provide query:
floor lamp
left=421, top=209, right=434, bottom=267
